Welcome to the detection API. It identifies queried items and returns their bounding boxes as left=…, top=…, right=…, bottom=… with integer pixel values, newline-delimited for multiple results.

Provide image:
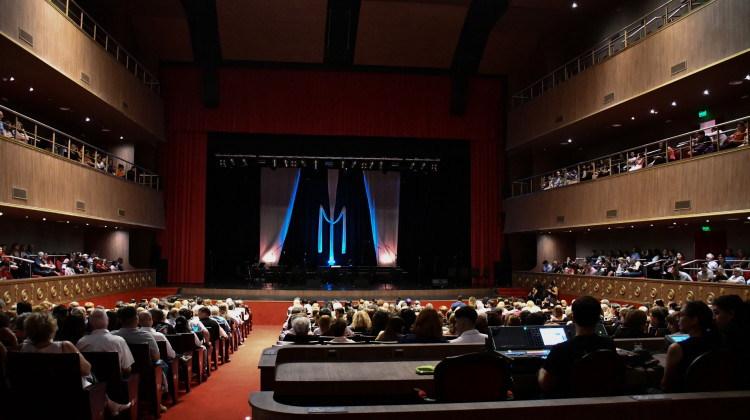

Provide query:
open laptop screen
left=539, top=327, right=567, bottom=347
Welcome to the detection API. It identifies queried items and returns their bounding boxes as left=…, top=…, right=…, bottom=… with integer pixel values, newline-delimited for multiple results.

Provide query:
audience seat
left=434, top=352, right=511, bottom=403
left=685, top=349, right=746, bottom=392
left=127, top=342, right=164, bottom=419
left=7, top=351, right=108, bottom=420
left=81, top=351, right=139, bottom=420
left=567, top=349, right=624, bottom=397
left=157, top=340, right=180, bottom=405
left=165, top=333, right=194, bottom=392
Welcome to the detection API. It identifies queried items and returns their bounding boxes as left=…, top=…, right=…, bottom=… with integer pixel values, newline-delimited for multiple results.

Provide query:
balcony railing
left=0, top=104, right=160, bottom=190
left=510, top=116, right=748, bottom=197
left=46, top=0, right=160, bottom=95
left=511, top=0, right=710, bottom=109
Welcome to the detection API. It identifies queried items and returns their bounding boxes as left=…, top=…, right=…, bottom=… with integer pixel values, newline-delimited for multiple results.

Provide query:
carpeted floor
left=158, top=325, right=280, bottom=420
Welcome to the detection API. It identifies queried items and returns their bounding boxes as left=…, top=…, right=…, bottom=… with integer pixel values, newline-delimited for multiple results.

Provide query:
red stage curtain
left=158, top=67, right=504, bottom=285
left=156, top=130, right=207, bottom=284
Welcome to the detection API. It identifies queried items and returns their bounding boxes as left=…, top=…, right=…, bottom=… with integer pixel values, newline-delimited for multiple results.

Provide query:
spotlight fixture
left=420, top=162, right=426, bottom=170
left=219, top=159, right=226, bottom=168
left=283, top=159, right=289, bottom=168
left=42, top=217, right=46, bottom=221
left=229, top=158, right=235, bottom=167
left=368, top=161, right=374, bottom=170
left=649, top=109, right=656, bottom=114
left=340, top=161, right=345, bottom=169
left=29, top=87, right=34, bottom=92
left=572, top=2, right=577, bottom=8
left=567, top=138, right=572, bottom=143
left=746, top=74, right=750, bottom=81
left=671, top=101, right=677, bottom=106
left=300, top=160, right=307, bottom=168
left=85, top=117, right=90, bottom=122
left=9, top=76, right=14, bottom=81
left=119, top=136, right=124, bottom=140
left=272, top=159, right=277, bottom=169
left=241, top=158, right=248, bottom=167
left=631, top=116, right=635, bottom=120
left=703, top=89, right=709, bottom=95
left=313, top=160, right=318, bottom=171
left=409, top=162, right=416, bottom=171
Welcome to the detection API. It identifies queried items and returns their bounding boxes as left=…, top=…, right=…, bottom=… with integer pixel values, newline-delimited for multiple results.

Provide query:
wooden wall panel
left=513, top=272, right=750, bottom=307
left=0, top=269, right=156, bottom=306
left=508, top=0, right=750, bottom=149
left=0, top=0, right=164, bottom=140
left=504, top=147, right=750, bottom=233
left=0, top=138, right=165, bottom=228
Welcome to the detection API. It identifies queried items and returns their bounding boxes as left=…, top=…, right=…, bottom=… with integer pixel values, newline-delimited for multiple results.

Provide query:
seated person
left=614, top=309, right=649, bottom=338
left=450, top=306, right=487, bottom=343
left=13, top=121, right=29, bottom=143
left=661, top=301, right=719, bottom=392
left=620, top=257, right=643, bottom=277
left=723, top=267, right=746, bottom=285
left=649, top=141, right=676, bottom=166
left=283, top=316, right=316, bottom=343
left=328, top=318, right=355, bottom=343
left=691, top=130, right=713, bottom=155
left=22, top=311, right=131, bottom=415
left=695, top=263, right=715, bottom=282
left=669, top=265, right=693, bottom=281
left=116, top=164, right=126, bottom=178
left=0, top=260, right=13, bottom=280
left=648, top=307, right=668, bottom=336
left=32, top=251, right=59, bottom=277
left=712, top=294, right=750, bottom=351
left=0, top=110, right=9, bottom=136
left=721, top=122, right=747, bottom=149
left=398, top=308, right=448, bottom=344
left=538, top=296, right=615, bottom=397
left=732, top=249, right=748, bottom=269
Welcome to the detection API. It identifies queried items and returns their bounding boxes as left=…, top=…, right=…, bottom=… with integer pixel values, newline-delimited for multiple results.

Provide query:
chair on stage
left=433, top=352, right=511, bottom=403
left=7, top=351, right=108, bottom=420
left=81, top=351, right=139, bottom=420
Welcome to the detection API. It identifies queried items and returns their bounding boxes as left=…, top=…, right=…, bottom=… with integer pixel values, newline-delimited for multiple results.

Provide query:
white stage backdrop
left=259, top=168, right=300, bottom=265
left=363, top=171, right=401, bottom=266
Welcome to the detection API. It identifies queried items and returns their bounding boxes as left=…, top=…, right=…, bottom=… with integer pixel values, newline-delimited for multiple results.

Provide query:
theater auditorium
left=1, top=0, right=749, bottom=418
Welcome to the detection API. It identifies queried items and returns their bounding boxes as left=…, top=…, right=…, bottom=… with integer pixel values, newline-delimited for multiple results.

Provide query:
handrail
left=510, top=115, right=748, bottom=197
left=0, top=104, right=160, bottom=190
left=511, top=0, right=709, bottom=108
left=45, top=0, right=160, bottom=95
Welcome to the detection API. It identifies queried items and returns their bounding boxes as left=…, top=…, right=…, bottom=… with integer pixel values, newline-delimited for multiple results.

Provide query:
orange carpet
left=157, top=325, right=280, bottom=420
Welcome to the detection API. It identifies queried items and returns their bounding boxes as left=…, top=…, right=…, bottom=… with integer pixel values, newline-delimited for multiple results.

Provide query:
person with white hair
left=723, top=267, right=747, bottom=285
left=77, top=309, right=134, bottom=375
left=705, top=253, right=718, bottom=271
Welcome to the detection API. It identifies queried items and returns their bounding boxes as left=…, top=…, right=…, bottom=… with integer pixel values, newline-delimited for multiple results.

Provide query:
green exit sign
left=701, top=226, right=710, bottom=232
left=698, top=110, right=708, bottom=118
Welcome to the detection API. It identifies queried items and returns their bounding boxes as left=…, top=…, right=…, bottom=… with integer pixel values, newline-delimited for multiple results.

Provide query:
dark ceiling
left=74, top=0, right=624, bottom=91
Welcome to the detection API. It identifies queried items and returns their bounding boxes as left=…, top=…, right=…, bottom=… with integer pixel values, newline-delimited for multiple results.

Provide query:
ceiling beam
left=450, top=0, right=509, bottom=115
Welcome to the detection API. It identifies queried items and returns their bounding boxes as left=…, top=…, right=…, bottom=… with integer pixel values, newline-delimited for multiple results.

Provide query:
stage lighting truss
left=214, top=154, right=440, bottom=174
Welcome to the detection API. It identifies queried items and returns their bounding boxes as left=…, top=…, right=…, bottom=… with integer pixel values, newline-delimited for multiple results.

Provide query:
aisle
left=160, top=325, right=281, bottom=420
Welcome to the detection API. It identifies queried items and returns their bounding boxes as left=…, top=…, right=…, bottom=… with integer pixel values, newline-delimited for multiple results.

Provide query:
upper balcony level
left=0, top=106, right=165, bottom=229
left=507, top=0, right=750, bottom=151
left=0, top=0, right=164, bottom=143
left=503, top=129, right=750, bottom=234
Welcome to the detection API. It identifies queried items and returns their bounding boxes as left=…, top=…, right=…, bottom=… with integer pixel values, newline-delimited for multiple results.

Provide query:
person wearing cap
left=450, top=306, right=487, bottom=343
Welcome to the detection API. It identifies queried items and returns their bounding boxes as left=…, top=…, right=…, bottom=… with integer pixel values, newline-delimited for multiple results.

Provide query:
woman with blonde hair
left=350, top=310, right=372, bottom=333
left=21, top=311, right=131, bottom=415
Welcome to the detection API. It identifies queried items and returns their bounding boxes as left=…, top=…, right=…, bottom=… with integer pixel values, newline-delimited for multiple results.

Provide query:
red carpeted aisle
left=159, top=324, right=280, bottom=420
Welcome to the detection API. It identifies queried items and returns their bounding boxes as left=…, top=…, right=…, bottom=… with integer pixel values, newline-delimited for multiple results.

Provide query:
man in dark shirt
left=150, top=309, right=175, bottom=335
left=198, top=307, right=221, bottom=341
left=538, top=295, right=615, bottom=397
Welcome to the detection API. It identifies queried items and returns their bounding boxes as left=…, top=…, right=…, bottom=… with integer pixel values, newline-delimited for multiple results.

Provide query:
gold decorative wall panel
left=513, top=272, right=750, bottom=306
left=0, top=270, right=156, bottom=306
